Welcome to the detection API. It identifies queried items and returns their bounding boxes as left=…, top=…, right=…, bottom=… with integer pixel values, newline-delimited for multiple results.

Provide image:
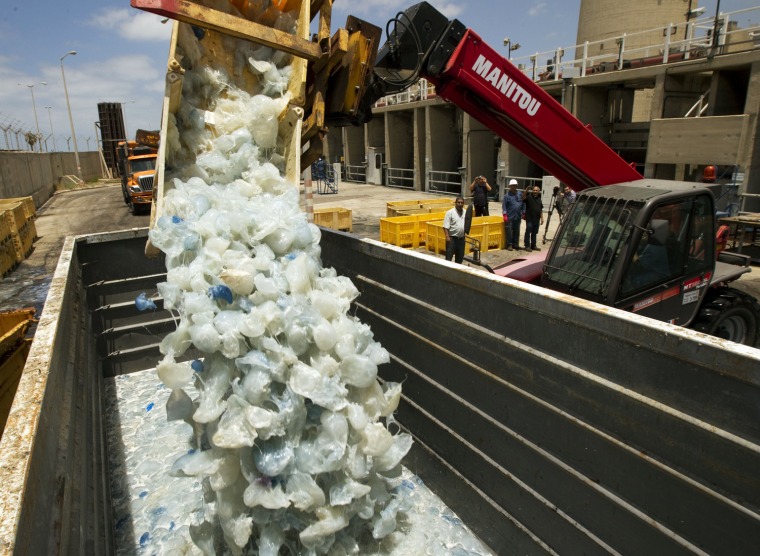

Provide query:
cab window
left=621, top=200, right=692, bottom=296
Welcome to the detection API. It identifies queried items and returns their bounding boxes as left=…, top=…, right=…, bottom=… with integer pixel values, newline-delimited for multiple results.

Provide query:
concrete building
left=324, top=3, right=760, bottom=212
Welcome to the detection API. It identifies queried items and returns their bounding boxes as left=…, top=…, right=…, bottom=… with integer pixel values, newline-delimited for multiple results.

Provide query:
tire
left=129, top=200, right=138, bottom=215
left=690, top=287, right=760, bottom=346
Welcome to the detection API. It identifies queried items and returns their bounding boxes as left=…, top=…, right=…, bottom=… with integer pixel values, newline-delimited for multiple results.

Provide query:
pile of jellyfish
left=145, top=5, right=412, bottom=554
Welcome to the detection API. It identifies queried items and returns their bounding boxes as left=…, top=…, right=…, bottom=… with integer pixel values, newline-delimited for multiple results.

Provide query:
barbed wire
left=0, top=111, right=82, bottom=152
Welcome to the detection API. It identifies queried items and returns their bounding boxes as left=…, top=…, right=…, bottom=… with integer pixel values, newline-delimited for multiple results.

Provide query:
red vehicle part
left=427, top=29, right=643, bottom=192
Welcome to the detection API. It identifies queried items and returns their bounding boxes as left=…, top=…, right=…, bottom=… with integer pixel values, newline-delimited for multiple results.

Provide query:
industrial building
left=324, top=1, right=760, bottom=211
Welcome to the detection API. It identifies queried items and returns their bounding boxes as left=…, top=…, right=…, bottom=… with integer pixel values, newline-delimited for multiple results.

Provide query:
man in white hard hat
left=501, top=178, right=523, bottom=250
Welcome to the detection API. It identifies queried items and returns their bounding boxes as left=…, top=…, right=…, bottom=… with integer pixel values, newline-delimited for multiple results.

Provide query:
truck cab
left=117, top=139, right=158, bottom=215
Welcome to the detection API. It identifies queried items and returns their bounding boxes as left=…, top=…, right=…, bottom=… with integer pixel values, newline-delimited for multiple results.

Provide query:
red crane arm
left=425, top=29, right=643, bottom=191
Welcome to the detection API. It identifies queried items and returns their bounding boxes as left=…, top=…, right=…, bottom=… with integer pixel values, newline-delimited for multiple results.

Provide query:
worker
left=444, top=196, right=467, bottom=263
left=625, top=230, right=670, bottom=291
left=469, top=175, right=492, bottom=217
left=557, top=184, right=576, bottom=218
left=522, top=186, right=544, bottom=252
left=502, top=178, right=523, bottom=251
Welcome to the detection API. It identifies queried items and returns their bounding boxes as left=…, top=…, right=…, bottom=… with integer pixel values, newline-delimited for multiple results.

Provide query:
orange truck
left=117, top=129, right=159, bottom=215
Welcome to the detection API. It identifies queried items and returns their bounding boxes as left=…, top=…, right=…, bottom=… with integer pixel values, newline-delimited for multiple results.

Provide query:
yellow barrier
left=380, top=212, right=447, bottom=248
left=0, top=203, right=34, bottom=263
left=2, top=197, right=36, bottom=221
left=386, top=198, right=454, bottom=217
left=314, top=207, right=352, bottom=231
left=426, top=216, right=505, bottom=255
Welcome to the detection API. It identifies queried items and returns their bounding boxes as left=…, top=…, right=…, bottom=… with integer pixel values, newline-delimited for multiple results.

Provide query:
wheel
left=121, top=185, right=130, bottom=204
left=690, top=287, right=760, bottom=346
left=129, top=200, right=138, bottom=215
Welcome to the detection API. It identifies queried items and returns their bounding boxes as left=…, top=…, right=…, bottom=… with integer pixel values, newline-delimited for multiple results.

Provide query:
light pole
left=61, top=50, right=83, bottom=181
left=18, top=82, right=46, bottom=152
left=685, top=3, right=706, bottom=40
left=503, top=38, right=521, bottom=61
left=711, top=0, right=722, bottom=57
left=45, top=106, right=57, bottom=152
left=120, top=100, right=135, bottom=141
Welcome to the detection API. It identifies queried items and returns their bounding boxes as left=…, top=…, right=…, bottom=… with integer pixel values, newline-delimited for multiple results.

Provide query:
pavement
left=310, top=179, right=561, bottom=271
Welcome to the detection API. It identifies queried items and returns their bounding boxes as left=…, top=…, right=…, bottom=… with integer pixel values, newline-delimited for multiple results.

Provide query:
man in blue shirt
left=502, top=179, right=523, bottom=251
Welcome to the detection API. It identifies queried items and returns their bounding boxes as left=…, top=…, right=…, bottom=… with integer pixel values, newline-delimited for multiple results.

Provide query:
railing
left=343, top=164, right=366, bottom=183
left=685, top=90, right=710, bottom=117
left=385, top=167, right=414, bottom=189
left=428, top=170, right=461, bottom=195
left=496, top=173, right=544, bottom=199
left=513, top=6, right=760, bottom=83
left=374, top=78, right=437, bottom=108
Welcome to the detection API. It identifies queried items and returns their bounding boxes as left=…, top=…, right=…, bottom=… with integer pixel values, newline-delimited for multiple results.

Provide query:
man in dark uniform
left=523, top=186, right=544, bottom=252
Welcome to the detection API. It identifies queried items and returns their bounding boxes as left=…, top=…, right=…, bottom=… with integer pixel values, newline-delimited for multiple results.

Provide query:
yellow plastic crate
left=6, top=221, right=34, bottom=264
left=2, top=197, right=36, bottom=220
left=477, top=216, right=506, bottom=250
left=380, top=211, right=447, bottom=248
left=386, top=198, right=454, bottom=217
left=0, top=202, right=27, bottom=234
left=26, top=218, right=37, bottom=241
left=426, top=216, right=505, bottom=255
left=313, top=207, right=352, bottom=231
left=0, top=204, right=34, bottom=263
left=0, top=211, right=11, bottom=241
left=0, top=236, right=16, bottom=277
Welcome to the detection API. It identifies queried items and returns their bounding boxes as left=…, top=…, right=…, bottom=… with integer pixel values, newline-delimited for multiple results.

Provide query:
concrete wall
left=427, top=105, right=459, bottom=169
left=342, top=125, right=365, bottom=166
left=0, top=151, right=102, bottom=208
left=386, top=110, right=414, bottom=170
left=367, top=115, right=385, bottom=148
left=647, top=115, right=749, bottom=167
left=464, top=115, right=498, bottom=188
left=576, top=0, right=688, bottom=58
left=414, top=107, right=426, bottom=191
left=743, top=62, right=760, bottom=211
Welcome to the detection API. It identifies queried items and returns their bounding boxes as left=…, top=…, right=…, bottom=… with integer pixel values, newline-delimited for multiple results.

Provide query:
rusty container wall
left=320, top=229, right=760, bottom=555
left=0, top=230, right=167, bottom=555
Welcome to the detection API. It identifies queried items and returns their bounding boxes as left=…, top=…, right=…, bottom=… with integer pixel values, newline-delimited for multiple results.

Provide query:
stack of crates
left=0, top=212, right=15, bottom=278
left=426, top=216, right=505, bottom=255
left=313, top=207, right=352, bottom=231
left=0, top=197, right=37, bottom=275
left=380, top=212, right=447, bottom=248
left=4, top=197, right=37, bottom=241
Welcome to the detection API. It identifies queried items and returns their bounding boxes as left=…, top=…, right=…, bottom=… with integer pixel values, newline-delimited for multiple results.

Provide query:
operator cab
left=542, top=179, right=715, bottom=326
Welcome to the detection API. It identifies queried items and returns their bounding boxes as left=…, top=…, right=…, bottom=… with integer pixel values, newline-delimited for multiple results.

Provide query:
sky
left=1, top=0, right=758, bottom=152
